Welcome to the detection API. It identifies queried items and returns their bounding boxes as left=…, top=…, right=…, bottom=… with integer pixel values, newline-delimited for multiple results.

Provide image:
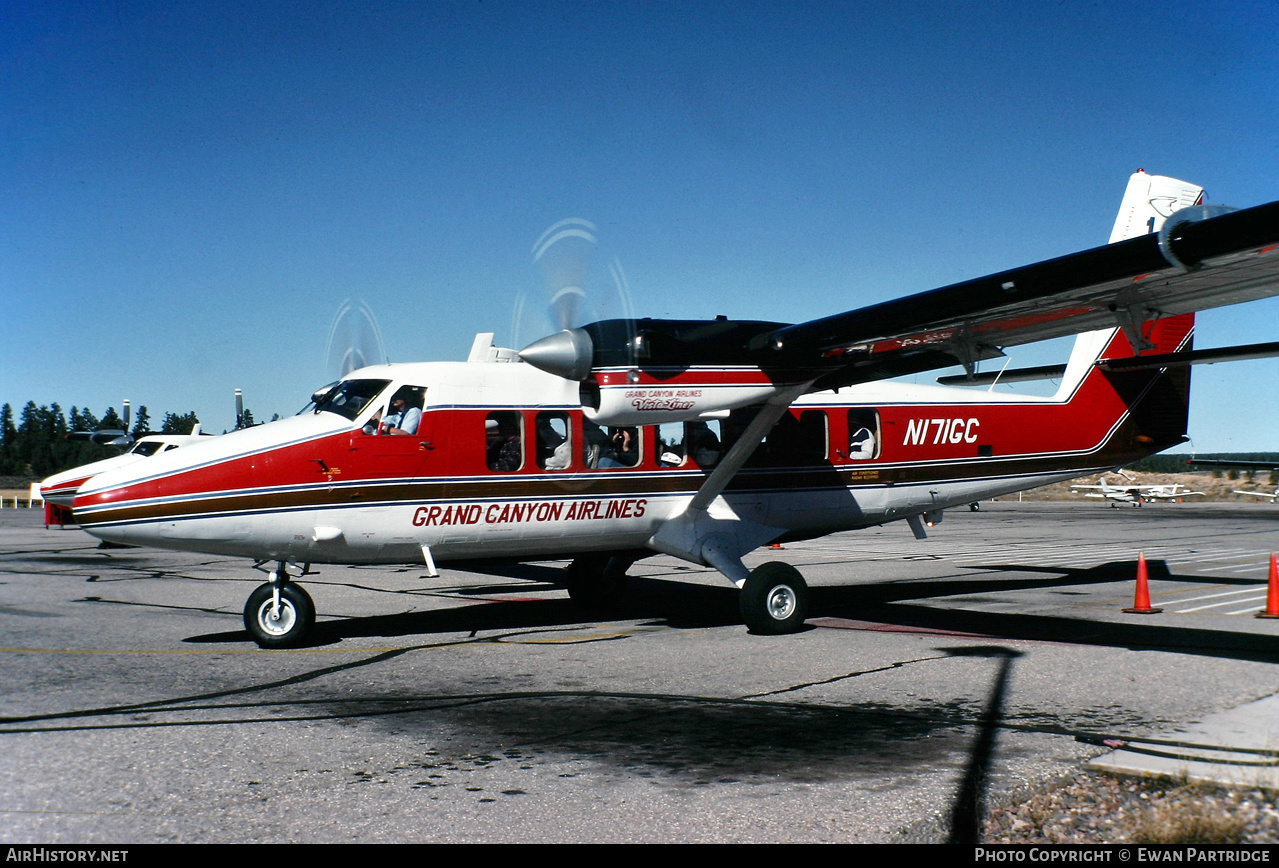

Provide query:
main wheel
left=564, top=556, right=628, bottom=609
left=740, top=562, right=809, bottom=635
left=244, top=582, right=316, bottom=648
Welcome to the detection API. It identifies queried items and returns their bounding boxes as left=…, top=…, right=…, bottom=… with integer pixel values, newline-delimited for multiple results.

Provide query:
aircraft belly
left=761, top=470, right=1100, bottom=535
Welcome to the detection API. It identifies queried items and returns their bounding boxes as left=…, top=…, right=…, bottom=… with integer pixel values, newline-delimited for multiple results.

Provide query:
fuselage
left=72, top=321, right=1189, bottom=568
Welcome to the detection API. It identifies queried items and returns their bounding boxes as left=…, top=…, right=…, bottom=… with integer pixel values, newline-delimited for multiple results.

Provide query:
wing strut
left=647, top=383, right=810, bottom=585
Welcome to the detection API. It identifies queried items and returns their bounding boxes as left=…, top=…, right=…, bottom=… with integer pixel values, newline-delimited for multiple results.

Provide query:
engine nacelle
left=519, top=323, right=801, bottom=425
left=580, top=373, right=784, bottom=426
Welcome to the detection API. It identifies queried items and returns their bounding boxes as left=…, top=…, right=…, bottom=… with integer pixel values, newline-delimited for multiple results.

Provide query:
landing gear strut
left=563, top=555, right=630, bottom=609
left=740, top=562, right=809, bottom=635
left=244, top=562, right=316, bottom=648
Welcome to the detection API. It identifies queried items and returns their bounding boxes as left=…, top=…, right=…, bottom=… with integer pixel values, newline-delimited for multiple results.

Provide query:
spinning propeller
left=326, top=298, right=388, bottom=378
left=513, top=218, right=638, bottom=379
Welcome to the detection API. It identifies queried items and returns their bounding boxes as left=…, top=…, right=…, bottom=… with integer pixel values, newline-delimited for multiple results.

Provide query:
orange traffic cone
left=1256, top=553, right=1279, bottom=619
left=1123, top=551, right=1162, bottom=614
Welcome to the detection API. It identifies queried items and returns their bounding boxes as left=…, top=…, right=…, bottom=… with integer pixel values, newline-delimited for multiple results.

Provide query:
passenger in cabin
left=598, top=427, right=638, bottom=468
left=364, top=387, right=423, bottom=436
left=849, top=427, right=875, bottom=459
left=536, top=414, right=571, bottom=471
left=688, top=421, right=722, bottom=467
left=655, top=421, right=685, bottom=466
left=486, top=416, right=523, bottom=472
left=847, top=409, right=879, bottom=459
left=658, top=445, right=684, bottom=466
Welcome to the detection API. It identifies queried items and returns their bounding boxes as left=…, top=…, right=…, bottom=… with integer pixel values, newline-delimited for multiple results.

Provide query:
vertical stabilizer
left=1053, top=171, right=1204, bottom=398
left=1108, top=169, right=1205, bottom=243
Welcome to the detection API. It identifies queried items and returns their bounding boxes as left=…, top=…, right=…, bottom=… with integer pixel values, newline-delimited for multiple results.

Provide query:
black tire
left=564, top=556, right=628, bottom=609
left=244, top=582, right=316, bottom=648
left=740, top=562, right=809, bottom=635
left=969, top=502, right=981, bottom=512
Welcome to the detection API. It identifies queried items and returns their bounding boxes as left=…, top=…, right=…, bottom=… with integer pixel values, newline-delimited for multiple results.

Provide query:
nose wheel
left=244, top=575, right=315, bottom=648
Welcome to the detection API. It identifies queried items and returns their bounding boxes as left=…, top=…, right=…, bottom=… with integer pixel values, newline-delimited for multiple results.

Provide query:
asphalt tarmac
left=2, top=501, right=1278, bottom=843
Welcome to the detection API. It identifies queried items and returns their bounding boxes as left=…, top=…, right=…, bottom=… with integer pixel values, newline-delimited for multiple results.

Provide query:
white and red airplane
left=40, top=431, right=207, bottom=527
left=38, top=395, right=209, bottom=527
left=69, top=171, right=1279, bottom=647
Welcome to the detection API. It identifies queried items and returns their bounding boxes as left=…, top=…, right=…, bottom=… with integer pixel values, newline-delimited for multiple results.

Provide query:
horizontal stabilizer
left=1097, top=340, right=1279, bottom=372
left=66, top=429, right=133, bottom=447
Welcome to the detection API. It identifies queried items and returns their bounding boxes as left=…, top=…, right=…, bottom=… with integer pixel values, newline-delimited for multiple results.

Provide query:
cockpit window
left=313, top=379, right=391, bottom=421
left=130, top=441, right=164, bottom=457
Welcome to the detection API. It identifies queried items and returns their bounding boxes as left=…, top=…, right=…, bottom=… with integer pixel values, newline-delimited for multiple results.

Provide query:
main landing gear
left=563, top=555, right=630, bottom=609
left=739, top=562, right=810, bottom=635
left=244, top=562, right=316, bottom=648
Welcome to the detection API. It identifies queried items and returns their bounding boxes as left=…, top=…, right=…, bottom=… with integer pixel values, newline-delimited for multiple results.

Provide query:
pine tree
left=161, top=411, right=200, bottom=435
left=131, top=406, right=151, bottom=437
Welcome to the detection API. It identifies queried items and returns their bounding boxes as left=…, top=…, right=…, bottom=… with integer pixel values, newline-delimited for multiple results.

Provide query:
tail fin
left=1108, top=169, right=1205, bottom=243
left=1056, top=170, right=1205, bottom=398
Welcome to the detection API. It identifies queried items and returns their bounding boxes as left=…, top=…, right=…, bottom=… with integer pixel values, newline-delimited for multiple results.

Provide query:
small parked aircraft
left=40, top=429, right=206, bottom=527
left=68, top=171, right=1279, bottom=646
left=1233, top=488, right=1279, bottom=502
left=1070, top=473, right=1204, bottom=506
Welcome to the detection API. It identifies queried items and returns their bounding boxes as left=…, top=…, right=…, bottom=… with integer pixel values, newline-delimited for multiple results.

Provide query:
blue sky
left=3, top=1, right=1277, bottom=450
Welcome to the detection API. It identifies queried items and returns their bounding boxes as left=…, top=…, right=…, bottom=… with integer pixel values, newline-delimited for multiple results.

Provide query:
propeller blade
left=326, top=298, right=388, bottom=378
left=513, top=218, right=636, bottom=359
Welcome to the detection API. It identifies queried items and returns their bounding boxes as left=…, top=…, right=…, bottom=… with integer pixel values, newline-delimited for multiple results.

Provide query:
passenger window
left=582, top=421, right=641, bottom=469
left=847, top=409, right=880, bottom=460
left=655, top=422, right=686, bottom=467
left=686, top=420, right=723, bottom=468
left=535, top=412, right=571, bottom=471
left=485, top=411, right=524, bottom=472
left=798, top=411, right=828, bottom=462
left=736, top=409, right=828, bottom=465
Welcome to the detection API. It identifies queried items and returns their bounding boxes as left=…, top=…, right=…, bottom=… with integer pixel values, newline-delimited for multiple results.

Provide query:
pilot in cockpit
left=365, top=386, right=423, bottom=436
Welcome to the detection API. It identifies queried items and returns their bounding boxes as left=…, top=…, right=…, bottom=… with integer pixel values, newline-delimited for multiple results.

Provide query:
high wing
left=65, top=429, right=133, bottom=448
left=760, top=199, right=1279, bottom=388
left=522, top=197, right=1279, bottom=394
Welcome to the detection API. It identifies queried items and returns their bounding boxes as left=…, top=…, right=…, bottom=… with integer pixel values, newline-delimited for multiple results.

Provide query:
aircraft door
left=352, top=385, right=436, bottom=478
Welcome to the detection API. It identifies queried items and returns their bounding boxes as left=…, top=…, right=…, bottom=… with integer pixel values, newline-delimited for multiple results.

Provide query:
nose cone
left=519, top=328, right=595, bottom=381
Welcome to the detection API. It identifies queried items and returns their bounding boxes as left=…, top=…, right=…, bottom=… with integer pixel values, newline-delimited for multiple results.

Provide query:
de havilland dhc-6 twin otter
left=68, top=171, right=1279, bottom=647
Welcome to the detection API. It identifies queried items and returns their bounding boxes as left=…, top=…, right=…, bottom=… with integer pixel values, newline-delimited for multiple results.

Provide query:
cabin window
left=731, top=408, right=828, bottom=466
left=486, top=411, right=524, bottom=472
left=535, top=412, right=572, bottom=471
left=655, top=422, right=686, bottom=467
left=762, top=410, right=826, bottom=464
left=583, top=420, right=640, bottom=469
left=687, top=420, right=723, bottom=468
left=847, top=409, right=880, bottom=460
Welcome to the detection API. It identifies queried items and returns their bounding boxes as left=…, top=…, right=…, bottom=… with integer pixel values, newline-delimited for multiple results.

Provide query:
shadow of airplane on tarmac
left=182, top=559, right=1279, bottom=665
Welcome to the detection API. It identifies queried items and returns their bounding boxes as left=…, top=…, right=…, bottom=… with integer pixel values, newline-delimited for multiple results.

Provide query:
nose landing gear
left=244, top=562, right=316, bottom=648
